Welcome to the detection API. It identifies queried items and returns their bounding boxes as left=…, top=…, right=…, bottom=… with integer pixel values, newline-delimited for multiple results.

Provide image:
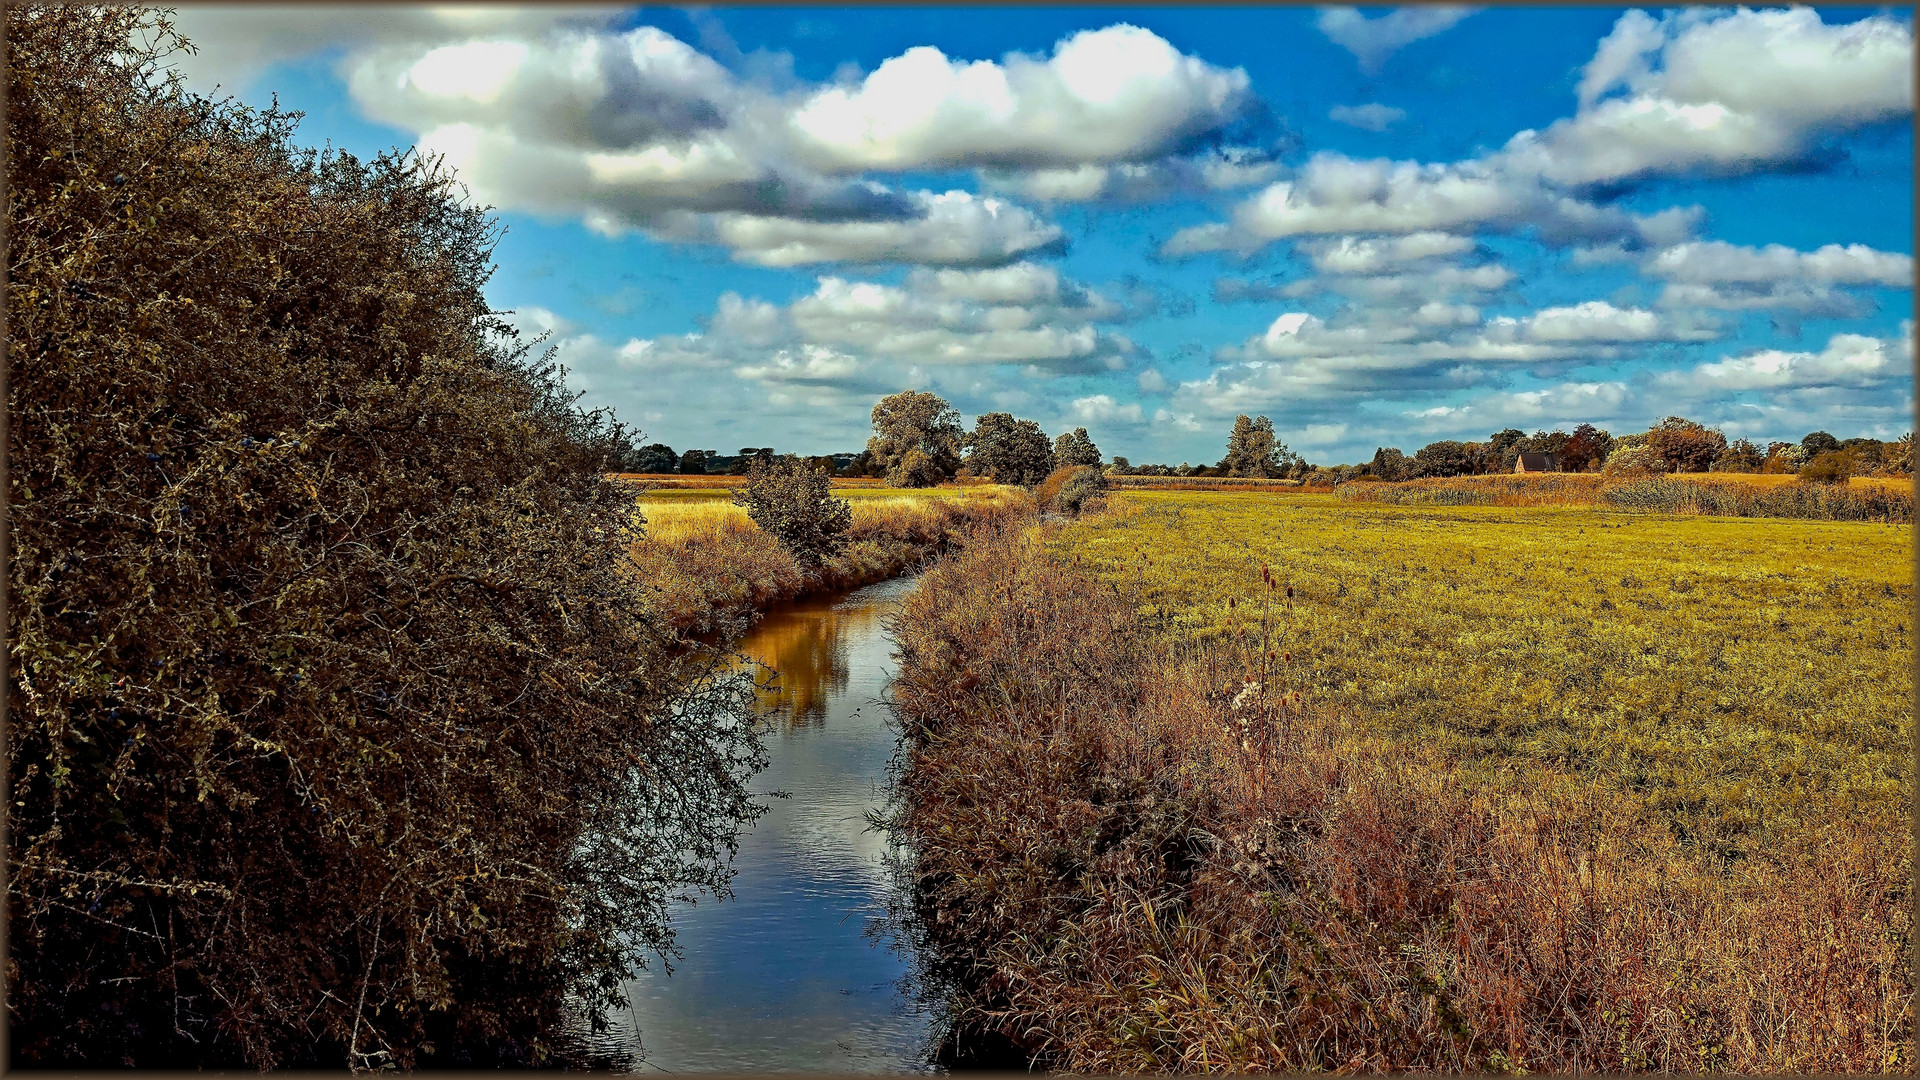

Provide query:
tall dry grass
left=628, top=487, right=1028, bottom=635
left=1342, top=472, right=1912, bottom=521
left=886, top=527, right=1910, bottom=1074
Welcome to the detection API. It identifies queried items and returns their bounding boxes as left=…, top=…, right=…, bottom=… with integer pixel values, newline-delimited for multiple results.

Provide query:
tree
left=1602, top=444, right=1665, bottom=476
left=1798, top=450, right=1855, bottom=485
left=632, top=442, right=678, bottom=473
left=1220, top=414, right=1294, bottom=477
left=1762, top=441, right=1808, bottom=474
left=727, top=446, right=775, bottom=475
left=1888, top=433, right=1914, bottom=475
left=731, top=456, right=852, bottom=565
left=868, top=390, right=963, bottom=487
left=7, top=7, right=764, bottom=1066
left=964, top=412, right=1055, bottom=486
left=1053, top=426, right=1102, bottom=468
left=1712, top=438, right=1765, bottom=473
left=1370, top=447, right=1409, bottom=481
left=1560, top=424, right=1613, bottom=473
left=1647, top=416, right=1726, bottom=473
left=1108, top=456, right=1133, bottom=474
left=679, top=448, right=713, bottom=475
left=1801, top=430, right=1841, bottom=458
left=1409, top=440, right=1474, bottom=478
left=1487, top=428, right=1528, bottom=471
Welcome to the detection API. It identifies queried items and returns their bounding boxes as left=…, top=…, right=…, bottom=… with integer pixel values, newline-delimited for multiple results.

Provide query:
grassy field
left=627, top=483, right=1027, bottom=634
left=1058, top=491, right=1909, bottom=834
left=886, top=490, right=1910, bottom=1073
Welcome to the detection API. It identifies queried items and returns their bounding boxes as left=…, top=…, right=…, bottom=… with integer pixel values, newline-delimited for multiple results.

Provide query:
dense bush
left=7, top=7, right=763, bottom=1066
left=1037, top=465, right=1107, bottom=515
left=1798, top=449, right=1855, bottom=485
left=730, top=456, right=853, bottom=566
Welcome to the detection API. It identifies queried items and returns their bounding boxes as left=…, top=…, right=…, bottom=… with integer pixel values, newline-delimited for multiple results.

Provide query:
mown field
left=1058, top=490, right=1911, bottom=836
left=886, top=488, right=1911, bottom=1073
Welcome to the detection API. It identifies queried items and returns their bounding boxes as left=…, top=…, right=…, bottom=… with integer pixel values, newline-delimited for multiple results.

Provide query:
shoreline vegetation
left=883, top=492, right=1911, bottom=1073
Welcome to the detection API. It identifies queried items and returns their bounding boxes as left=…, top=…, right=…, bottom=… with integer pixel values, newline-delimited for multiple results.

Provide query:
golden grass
left=627, top=485, right=1027, bottom=634
left=884, top=494, right=1912, bottom=1073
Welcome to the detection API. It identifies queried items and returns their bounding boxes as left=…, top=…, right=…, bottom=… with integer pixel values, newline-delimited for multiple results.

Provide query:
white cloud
left=980, top=146, right=1279, bottom=205
left=1490, top=299, right=1721, bottom=344
left=1658, top=328, right=1905, bottom=391
left=1137, top=367, right=1170, bottom=394
left=1499, top=7, right=1913, bottom=187
left=1163, top=153, right=1702, bottom=255
left=1300, top=231, right=1476, bottom=274
left=1328, top=103, right=1407, bottom=132
left=1316, top=6, right=1480, bottom=75
left=1071, top=394, right=1145, bottom=424
left=787, top=25, right=1251, bottom=171
left=1641, top=240, right=1912, bottom=317
left=684, top=190, right=1064, bottom=267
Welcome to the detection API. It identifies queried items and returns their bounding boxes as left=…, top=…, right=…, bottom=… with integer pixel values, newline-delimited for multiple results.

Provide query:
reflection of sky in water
left=608, top=576, right=938, bottom=1073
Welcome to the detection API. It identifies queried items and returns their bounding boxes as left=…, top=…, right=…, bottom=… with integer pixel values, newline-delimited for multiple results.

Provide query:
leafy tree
left=6, top=7, right=764, bottom=1067
left=1409, top=440, right=1474, bottom=477
left=841, top=448, right=880, bottom=478
left=1798, top=450, right=1855, bottom=485
left=1801, top=430, right=1841, bottom=457
left=1108, top=456, right=1133, bottom=474
left=805, top=454, right=840, bottom=476
left=1762, top=441, right=1808, bottom=474
left=731, top=456, right=852, bottom=565
left=964, top=412, right=1055, bottom=486
left=1888, top=433, right=1914, bottom=475
left=679, top=448, right=713, bottom=475
left=1602, top=443, right=1665, bottom=476
left=1053, top=426, right=1102, bottom=468
left=1487, top=427, right=1528, bottom=470
left=1647, top=416, right=1727, bottom=473
left=1220, top=414, right=1294, bottom=477
left=868, top=390, right=963, bottom=487
left=1370, top=447, right=1409, bottom=481
left=1712, top=438, right=1765, bottom=472
left=633, top=442, right=678, bottom=473
left=727, top=446, right=775, bottom=475
left=1560, top=424, right=1613, bottom=473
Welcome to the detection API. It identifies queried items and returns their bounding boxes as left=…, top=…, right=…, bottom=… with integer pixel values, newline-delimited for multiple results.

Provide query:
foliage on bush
left=1601, top=443, right=1665, bottom=477
left=1797, top=449, right=1856, bottom=485
left=1036, top=464, right=1108, bottom=515
left=7, top=8, right=763, bottom=1066
left=730, top=456, right=853, bottom=566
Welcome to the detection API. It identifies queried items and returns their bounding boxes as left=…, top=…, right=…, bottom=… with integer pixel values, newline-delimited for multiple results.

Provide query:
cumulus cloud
left=980, top=146, right=1279, bottom=205
left=787, top=25, right=1252, bottom=171
left=1316, top=6, right=1480, bottom=75
left=1404, top=380, right=1632, bottom=429
left=1072, top=394, right=1146, bottom=424
left=1636, top=239, right=1914, bottom=319
left=654, top=190, right=1065, bottom=267
left=1657, top=328, right=1906, bottom=392
left=1327, top=103, right=1406, bottom=132
left=1499, top=7, right=1913, bottom=187
left=1164, top=153, right=1703, bottom=255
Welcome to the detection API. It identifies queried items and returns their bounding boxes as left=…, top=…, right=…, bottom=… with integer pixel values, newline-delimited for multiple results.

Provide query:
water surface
left=608, top=575, right=938, bottom=1072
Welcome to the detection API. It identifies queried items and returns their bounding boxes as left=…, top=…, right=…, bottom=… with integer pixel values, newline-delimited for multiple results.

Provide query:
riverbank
left=883, top=499, right=1910, bottom=1073
left=628, top=485, right=1029, bottom=637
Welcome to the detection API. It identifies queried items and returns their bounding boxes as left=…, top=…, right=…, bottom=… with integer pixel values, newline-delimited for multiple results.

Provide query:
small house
left=1514, top=452, right=1561, bottom=474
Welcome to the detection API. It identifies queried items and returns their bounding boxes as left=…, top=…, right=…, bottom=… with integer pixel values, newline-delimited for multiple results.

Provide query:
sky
left=165, top=4, right=1915, bottom=465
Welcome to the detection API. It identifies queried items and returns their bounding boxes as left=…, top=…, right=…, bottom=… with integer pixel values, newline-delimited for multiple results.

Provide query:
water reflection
left=603, top=576, right=941, bottom=1073
left=746, top=591, right=884, bottom=728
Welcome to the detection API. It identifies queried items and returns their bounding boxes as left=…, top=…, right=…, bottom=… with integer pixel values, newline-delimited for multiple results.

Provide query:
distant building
left=1514, top=452, right=1561, bottom=473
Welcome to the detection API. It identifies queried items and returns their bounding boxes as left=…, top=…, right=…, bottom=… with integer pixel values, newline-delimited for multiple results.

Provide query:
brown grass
left=628, top=486, right=1028, bottom=635
left=886, top=524, right=1910, bottom=1074
left=1109, top=475, right=1317, bottom=493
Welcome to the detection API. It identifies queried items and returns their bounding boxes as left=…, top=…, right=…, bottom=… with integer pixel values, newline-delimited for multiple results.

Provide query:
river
left=598, top=575, right=942, bottom=1072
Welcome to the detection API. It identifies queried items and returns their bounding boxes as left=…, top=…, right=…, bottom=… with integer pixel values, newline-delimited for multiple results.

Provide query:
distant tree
left=1712, top=438, right=1765, bottom=473
left=732, top=456, right=852, bottom=565
left=964, top=412, right=1055, bottom=486
left=726, top=446, right=775, bottom=475
left=868, top=390, right=963, bottom=487
left=1888, top=433, right=1914, bottom=475
left=1053, top=427, right=1102, bottom=468
left=633, top=442, right=678, bottom=473
left=805, top=455, right=840, bottom=476
left=1370, top=446, right=1409, bottom=481
left=679, top=448, right=712, bottom=475
left=1838, top=437, right=1886, bottom=469
left=841, top=448, right=880, bottom=478
left=1108, top=456, right=1133, bottom=474
left=1602, top=444, right=1665, bottom=476
left=1220, top=414, right=1294, bottom=477
left=1487, top=428, right=1528, bottom=471
left=1762, top=441, right=1808, bottom=474
left=1800, top=430, right=1841, bottom=458
left=1560, top=424, right=1613, bottom=473
left=1798, top=450, right=1855, bottom=485
left=1409, top=440, right=1474, bottom=477
left=1647, top=416, right=1726, bottom=473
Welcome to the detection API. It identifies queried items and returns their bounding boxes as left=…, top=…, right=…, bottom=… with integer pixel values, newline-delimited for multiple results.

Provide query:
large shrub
left=730, top=455, right=853, bottom=566
left=7, top=8, right=763, bottom=1067
left=1798, top=449, right=1856, bottom=485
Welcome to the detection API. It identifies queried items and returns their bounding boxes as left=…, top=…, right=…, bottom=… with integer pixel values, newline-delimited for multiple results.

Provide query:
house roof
left=1515, top=452, right=1559, bottom=469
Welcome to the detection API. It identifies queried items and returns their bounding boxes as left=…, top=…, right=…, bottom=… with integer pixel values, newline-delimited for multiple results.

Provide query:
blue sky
left=169, top=5, right=1913, bottom=464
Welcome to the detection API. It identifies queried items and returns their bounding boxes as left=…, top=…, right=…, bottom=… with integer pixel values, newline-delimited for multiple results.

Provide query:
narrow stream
left=604, top=575, right=940, bottom=1072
